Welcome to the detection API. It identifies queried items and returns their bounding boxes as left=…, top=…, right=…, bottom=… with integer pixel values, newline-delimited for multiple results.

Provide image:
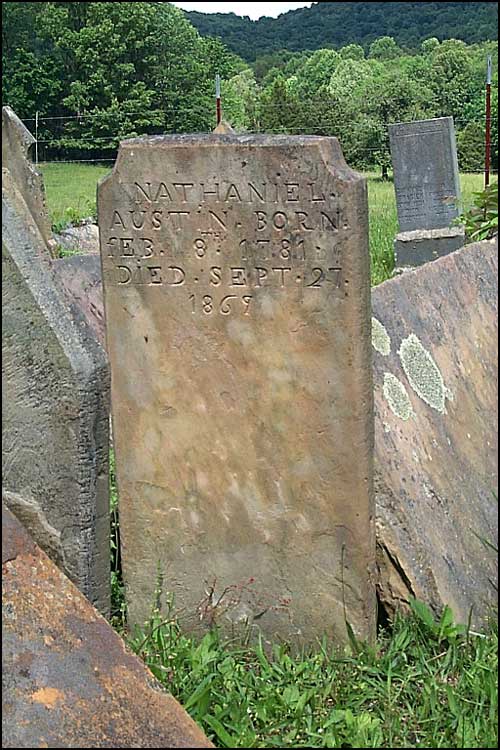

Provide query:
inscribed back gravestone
left=389, top=117, right=465, bottom=270
left=99, top=134, right=375, bottom=643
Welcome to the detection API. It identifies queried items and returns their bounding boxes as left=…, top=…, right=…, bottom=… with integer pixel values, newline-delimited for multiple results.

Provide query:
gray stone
left=53, top=253, right=106, bottom=348
left=2, top=167, right=111, bottom=614
left=2, top=106, right=57, bottom=257
left=213, top=120, right=235, bottom=134
left=54, top=219, right=100, bottom=256
left=98, top=133, right=376, bottom=645
left=389, top=117, right=461, bottom=233
left=372, top=238, right=498, bottom=628
left=394, top=226, right=465, bottom=271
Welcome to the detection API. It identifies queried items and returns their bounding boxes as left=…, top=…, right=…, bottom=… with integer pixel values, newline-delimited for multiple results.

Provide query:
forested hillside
left=184, top=2, right=498, bottom=61
left=2, top=2, right=498, bottom=175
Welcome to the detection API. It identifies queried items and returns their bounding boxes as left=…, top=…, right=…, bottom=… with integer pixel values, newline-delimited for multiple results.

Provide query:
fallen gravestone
left=2, top=505, right=213, bottom=749
left=389, top=117, right=465, bottom=271
left=2, top=145, right=110, bottom=612
left=2, top=106, right=57, bottom=257
left=372, top=238, right=498, bottom=627
left=98, top=133, right=376, bottom=644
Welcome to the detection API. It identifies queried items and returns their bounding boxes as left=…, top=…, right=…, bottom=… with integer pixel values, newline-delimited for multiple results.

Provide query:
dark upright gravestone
left=389, top=117, right=465, bottom=271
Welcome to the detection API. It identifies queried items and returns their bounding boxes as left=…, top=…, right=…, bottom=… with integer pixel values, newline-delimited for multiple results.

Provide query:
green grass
left=366, top=171, right=485, bottom=285
left=40, top=162, right=486, bottom=284
left=40, top=161, right=109, bottom=231
left=124, top=596, right=497, bottom=748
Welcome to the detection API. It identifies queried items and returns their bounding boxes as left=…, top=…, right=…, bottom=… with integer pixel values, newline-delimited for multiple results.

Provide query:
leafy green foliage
left=2, top=2, right=244, bottom=157
left=127, top=594, right=498, bottom=748
left=184, top=2, right=498, bottom=61
left=2, top=3, right=498, bottom=177
left=458, top=181, right=499, bottom=241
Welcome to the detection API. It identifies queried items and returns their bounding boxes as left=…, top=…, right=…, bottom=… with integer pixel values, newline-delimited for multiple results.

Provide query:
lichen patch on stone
left=31, top=687, right=64, bottom=709
left=371, top=317, right=391, bottom=356
left=398, top=334, right=450, bottom=413
left=382, top=372, right=414, bottom=420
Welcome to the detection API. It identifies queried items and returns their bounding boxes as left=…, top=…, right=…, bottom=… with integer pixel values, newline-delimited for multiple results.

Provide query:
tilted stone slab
left=2, top=505, right=213, bottom=749
left=372, top=238, right=498, bottom=627
left=2, top=106, right=56, bottom=257
left=53, top=253, right=106, bottom=348
left=2, top=169, right=110, bottom=614
left=99, top=134, right=376, bottom=644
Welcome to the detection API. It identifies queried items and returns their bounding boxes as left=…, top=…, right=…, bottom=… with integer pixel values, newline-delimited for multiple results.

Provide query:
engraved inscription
left=102, top=171, right=351, bottom=314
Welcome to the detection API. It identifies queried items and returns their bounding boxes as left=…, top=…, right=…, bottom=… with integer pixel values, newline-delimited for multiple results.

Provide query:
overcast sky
left=172, top=2, right=313, bottom=20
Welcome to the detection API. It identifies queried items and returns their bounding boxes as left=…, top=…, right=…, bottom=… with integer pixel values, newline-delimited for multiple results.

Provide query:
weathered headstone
left=2, top=153, right=110, bottom=612
left=2, top=106, right=57, bottom=257
left=372, top=238, right=498, bottom=627
left=2, top=505, right=213, bottom=749
left=389, top=117, right=465, bottom=270
left=99, top=134, right=376, bottom=643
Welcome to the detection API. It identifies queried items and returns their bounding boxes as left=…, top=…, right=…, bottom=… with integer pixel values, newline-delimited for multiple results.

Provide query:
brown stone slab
left=372, top=239, right=498, bottom=626
left=98, top=134, right=375, bottom=644
left=2, top=505, right=214, bottom=749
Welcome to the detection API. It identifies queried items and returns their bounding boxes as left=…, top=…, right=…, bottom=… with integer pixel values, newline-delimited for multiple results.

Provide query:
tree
left=2, top=2, right=244, bottom=156
left=293, top=48, right=340, bottom=97
left=368, top=36, right=401, bottom=61
left=425, top=39, right=474, bottom=120
left=259, top=74, right=302, bottom=133
left=421, top=37, right=440, bottom=56
left=457, top=122, right=486, bottom=172
left=340, top=44, right=365, bottom=61
left=222, top=69, right=260, bottom=131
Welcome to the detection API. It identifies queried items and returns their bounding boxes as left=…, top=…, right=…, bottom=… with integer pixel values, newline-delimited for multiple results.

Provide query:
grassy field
left=40, top=162, right=484, bottom=286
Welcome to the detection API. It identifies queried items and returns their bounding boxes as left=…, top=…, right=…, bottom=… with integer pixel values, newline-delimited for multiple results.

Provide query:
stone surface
left=98, top=133, right=376, bottom=643
left=394, top=226, right=465, bottom=271
left=213, top=120, right=235, bottom=134
left=53, top=253, right=106, bottom=348
left=2, top=505, right=214, bottom=749
left=2, top=106, right=56, bottom=257
left=54, top=219, right=100, bottom=255
left=389, top=117, right=461, bottom=233
left=372, top=238, right=498, bottom=627
left=2, top=167, right=111, bottom=614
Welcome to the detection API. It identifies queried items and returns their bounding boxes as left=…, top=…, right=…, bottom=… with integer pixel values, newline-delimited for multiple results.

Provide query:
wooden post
left=215, top=74, right=221, bottom=126
left=485, top=55, right=492, bottom=188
